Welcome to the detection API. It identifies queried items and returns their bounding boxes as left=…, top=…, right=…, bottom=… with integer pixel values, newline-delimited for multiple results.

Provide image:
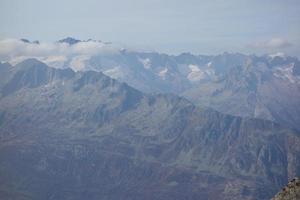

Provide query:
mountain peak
left=15, top=58, right=48, bottom=70
left=1, top=59, right=75, bottom=96
left=20, top=38, right=40, bottom=44
left=58, top=37, right=81, bottom=45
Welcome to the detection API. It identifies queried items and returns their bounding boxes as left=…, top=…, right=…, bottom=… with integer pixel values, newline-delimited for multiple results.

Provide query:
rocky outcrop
left=272, top=178, right=300, bottom=200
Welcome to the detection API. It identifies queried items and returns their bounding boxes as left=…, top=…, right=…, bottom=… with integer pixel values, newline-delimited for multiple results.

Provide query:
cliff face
left=272, top=178, right=300, bottom=200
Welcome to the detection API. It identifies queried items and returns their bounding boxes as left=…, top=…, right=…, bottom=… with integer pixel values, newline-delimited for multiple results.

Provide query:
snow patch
left=273, top=64, right=299, bottom=83
left=187, top=64, right=205, bottom=81
left=139, top=58, right=151, bottom=69
left=103, top=66, right=124, bottom=79
left=207, top=62, right=212, bottom=67
left=158, top=68, right=168, bottom=79
left=189, top=64, right=201, bottom=72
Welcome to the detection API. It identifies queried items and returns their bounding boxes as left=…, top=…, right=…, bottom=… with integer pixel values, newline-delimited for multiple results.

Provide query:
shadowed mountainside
left=0, top=59, right=300, bottom=200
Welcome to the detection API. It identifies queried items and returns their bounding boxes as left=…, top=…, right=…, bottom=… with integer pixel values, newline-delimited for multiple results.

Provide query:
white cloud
left=249, top=38, right=292, bottom=49
left=42, top=56, right=68, bottom=68
left=69, top=55, right=91, bottom=71
left=0, top=38, right=120, bottom=67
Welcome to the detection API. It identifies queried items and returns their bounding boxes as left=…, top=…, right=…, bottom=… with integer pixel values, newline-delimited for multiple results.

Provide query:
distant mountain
left=0, top=59, right=299, bottom=200
left=20, top=38, right=40, bottom=44
left=57, top=37, right=104, bottom=45
left=85, top=51, right=248, bottom=94
left=2, top=39, right=300, bottom=129
left=58, top=37, right=81, bottom=45
left=47, top=49, right=299, bottom=131
left=184, top=55, right=300, bottom=131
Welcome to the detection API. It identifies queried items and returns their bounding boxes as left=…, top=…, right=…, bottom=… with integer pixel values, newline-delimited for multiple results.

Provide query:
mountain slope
left=184, top=56, right=300, bottom=130
left=3, top=39, right=299, bottom=130
left=88, top=51, right=300, bottom=131
left=0, top=59, right=300, bottom=200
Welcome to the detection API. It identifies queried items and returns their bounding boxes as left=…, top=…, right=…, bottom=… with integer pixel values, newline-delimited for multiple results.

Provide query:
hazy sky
left=0, top=0, right=299, bottom=56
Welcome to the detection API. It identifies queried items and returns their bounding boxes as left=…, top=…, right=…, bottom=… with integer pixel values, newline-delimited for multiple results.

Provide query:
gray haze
left=0, top=0, right=300, bottom=55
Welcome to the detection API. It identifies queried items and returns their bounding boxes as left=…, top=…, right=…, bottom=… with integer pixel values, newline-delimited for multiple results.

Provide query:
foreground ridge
left=272, top=178, right=300, bottom=200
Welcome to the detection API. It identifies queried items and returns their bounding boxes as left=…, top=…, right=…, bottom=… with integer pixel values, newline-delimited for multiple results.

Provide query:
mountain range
left=0, top=58, right=300, bottom=200
left=11, top=38, right=299, bottom=131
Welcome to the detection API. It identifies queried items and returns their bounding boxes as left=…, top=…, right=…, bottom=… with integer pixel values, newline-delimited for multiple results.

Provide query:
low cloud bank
left=249, top=38, right=292, bottom=49
left=0, top=38, right=120, bottom=67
